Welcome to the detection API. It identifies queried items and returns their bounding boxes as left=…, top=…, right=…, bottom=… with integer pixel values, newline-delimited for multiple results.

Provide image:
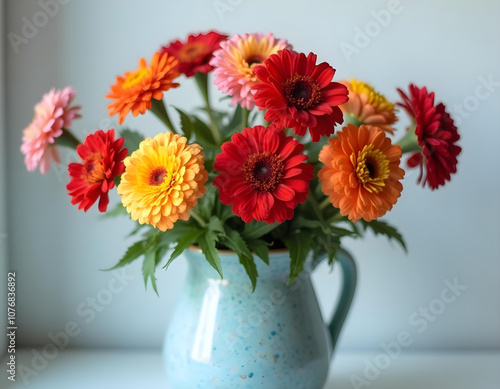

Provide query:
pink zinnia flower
left=21, top=87, right=81, bottom=174
left=210, top=33, right=291, bottom=110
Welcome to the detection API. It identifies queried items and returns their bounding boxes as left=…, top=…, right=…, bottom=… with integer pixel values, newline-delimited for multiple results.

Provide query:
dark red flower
left=67, top=129, right=127, bottom=212
left=161, top=30, right=228, bottom=77
left=213, top=125, right=314, bottom=224
left=252, top=49, right=349, bottom=142
left=397, top=84, right=461, bottom=189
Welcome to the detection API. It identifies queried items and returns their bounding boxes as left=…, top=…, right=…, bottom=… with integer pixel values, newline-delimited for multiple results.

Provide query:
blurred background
left=1, top=0, right=499, bottom=366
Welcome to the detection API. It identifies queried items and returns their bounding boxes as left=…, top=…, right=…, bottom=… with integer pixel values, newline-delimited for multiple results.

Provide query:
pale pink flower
left=210, top=33, right=291, bottom=110
left=21, top=87, right=81, bottom=174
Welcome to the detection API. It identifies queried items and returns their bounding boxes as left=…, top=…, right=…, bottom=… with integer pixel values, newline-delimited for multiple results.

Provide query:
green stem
left=55, top=128, right=81, bottom=149
left=326, top=212, right=345, bottom=224
left=151, top=99, right=177, bottom=133
left=343, top=114, right=363, bottom=127
left=397, top=123, right=422, bottom=154
left=190, top=210, right=207, bottom=228
left=194, top=72, right=221, bottom=144
left=242, top=108, right=250, bottom=130
left=319, top=197, right=332, bottom=211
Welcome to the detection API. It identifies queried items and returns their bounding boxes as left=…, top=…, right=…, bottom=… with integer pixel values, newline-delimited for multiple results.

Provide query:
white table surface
left=1, top=349, right=499, bottom=388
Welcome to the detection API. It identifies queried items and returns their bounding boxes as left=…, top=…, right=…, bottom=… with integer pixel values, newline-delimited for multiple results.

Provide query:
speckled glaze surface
left=163, top=249, right=333, bottom=389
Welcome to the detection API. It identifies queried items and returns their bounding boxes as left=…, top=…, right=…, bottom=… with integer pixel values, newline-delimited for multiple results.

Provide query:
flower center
left=350, top=78, right=394, bottom=112
left=243, top=152, right=284, bottom=192
left=123, top=68, right=150, bottom=89
left=245, top=54, right=265, bottom=67
left=352, top=145, right=390, bottom=193
left=149, top=167, right=171, bottom=186
left=82, top=153, right=105, bottom=184
left=178, top=42, right=207, bottom=62
left=283, top=74, right=322, bottom=110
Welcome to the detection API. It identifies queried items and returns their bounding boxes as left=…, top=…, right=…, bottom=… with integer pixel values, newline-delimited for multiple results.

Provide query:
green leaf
left=314, top=231, right=340, bottom=265
left=220, top=229, right=258, bottom=291
left=221, top=104, right=242, bottom=139
left=361, top=219, right=407, bottom=252
left=100, top=202, right=128, bottom=219
left=142, top=247, right=159, bottom=295
left=120, top=129, right=144, bottom=155
left=284, top=232, right=312, bottom=284
left=163, top=227, right=204, bottom=270
left=246, top=239, right=270, bottom=265
left=173, top=107, right=193, bottom=140
left=329, top=225, right=357, bottom=237
left=291, top=216, right=329, bottom=234
left=197, top=186, right=217, bottom=221
left=199, top=231, right=223, bottom=278
left=207, top=215, right=225, bottom=234
left=192, top=116, right=216, bottom=146
left=155, top=244, right=170, bottom=266
left=219, top=204, right=238, bottom=222
left=242, top=221, right=280, bottom=240
left=305, top=135, right=329, bottom=163
left=105, top=240, right=145, bottom=270
left=113, top=173, right=123, bottom=187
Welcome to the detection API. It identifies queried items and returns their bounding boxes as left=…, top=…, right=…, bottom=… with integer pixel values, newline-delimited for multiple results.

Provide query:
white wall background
left=0, top=0, right=8, bottom=359
left=4, top=0, right=500, bottom=353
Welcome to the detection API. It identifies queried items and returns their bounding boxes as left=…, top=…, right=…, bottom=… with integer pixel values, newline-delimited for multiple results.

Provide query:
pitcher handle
left=326, top=248, right=357, bottom=356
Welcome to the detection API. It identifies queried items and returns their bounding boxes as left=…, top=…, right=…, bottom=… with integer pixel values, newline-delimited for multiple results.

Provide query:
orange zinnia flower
left=340, top=79, right=397, bottom=134
left=106, top=52, right=180, bottom=124
left=318, top=124, right=405, bottom=222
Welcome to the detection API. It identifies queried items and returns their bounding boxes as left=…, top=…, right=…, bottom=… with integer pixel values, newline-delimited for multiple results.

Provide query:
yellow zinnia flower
left=117, top=132, right=208, bottom=231
left=340, top=79, right=398, bottom=134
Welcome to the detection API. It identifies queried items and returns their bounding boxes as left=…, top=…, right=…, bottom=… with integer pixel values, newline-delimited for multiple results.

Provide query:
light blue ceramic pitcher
left=163, top=248, right=357, bottom=389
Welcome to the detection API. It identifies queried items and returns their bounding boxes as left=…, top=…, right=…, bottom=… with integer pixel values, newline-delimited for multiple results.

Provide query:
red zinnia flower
left=252, top=49, right=349, bottom=142
left=213, top=125, right=314, bottom=224
left=67, top=129, right=127, bottom=212
left=161, top=31, right=228, bottom=77
left=397, top=84, right=461, bottom=189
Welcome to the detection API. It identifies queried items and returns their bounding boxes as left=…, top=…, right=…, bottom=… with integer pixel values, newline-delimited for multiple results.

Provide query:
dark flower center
left=283, top=74, right=322, bottom=110
left=245, top=54, right=265, bottom=67
left=354, top=145, right=390, bottom=194
left=178, top=42, right=207, bottom=62
left=243, top=152, right=284, bottom=192
left=82, top=153, right=105, bottom=184
left=149, top=167, right=169, bottom=186
left=366, top=161, right=375, bottom=178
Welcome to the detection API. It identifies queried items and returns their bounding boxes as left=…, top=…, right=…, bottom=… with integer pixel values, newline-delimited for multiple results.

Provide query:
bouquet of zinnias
left=21, top=31, right=461, bottom=292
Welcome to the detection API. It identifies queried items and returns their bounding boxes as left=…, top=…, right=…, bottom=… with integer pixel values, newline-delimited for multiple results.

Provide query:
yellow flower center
left=178, top=42, right=207, bottom=62
left=352, top=144, right=390, bottom=193
left=350, top=78, right=394, bottom=112
left=123, top=68, right=150, bottom=89
left=82, top=153, right=105, bottom=184
left=233, top=36, right=283, bottom=81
